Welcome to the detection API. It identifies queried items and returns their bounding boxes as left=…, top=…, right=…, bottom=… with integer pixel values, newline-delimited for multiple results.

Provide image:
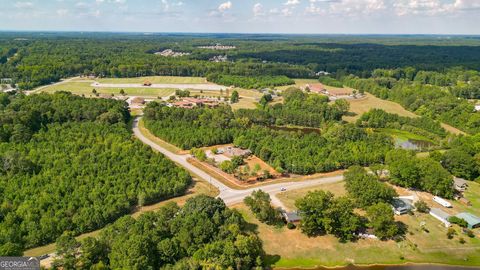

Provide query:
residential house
left=219, top=146, right=252, bottom=158
left=282, top=211, right=302, bottom=223
left=391, top=198, right=413, bottom=215
left=305, top=83, right=326, bottom=94
left=454, top=177, right=469, bottom=192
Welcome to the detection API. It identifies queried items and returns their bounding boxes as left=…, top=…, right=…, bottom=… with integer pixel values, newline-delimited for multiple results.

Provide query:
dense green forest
left=144, top=95, right=393, bottom=174
left=2, top=33, right=480, bottom=89
left=206, top=74, right=294, bottom=89
left=0, top=92, right=191, bottom=254
left=52, top=195, right=264, bottom=270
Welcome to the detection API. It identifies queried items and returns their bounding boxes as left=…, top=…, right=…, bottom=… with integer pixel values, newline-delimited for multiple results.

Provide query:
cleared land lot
left=345, top=93, right=417, bottom=122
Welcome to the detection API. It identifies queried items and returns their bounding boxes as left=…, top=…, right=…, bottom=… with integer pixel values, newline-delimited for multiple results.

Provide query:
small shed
left=429, top=208, right=451, bottom=227
left=282, top=211, right=302, bottom=223
left=455, top=213, right=480, bottom=229
left=453, top=177, right=469, bottom=192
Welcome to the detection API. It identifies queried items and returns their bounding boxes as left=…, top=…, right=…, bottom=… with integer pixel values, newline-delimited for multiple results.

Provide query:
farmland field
left=38, top=81, right=176, bottom=97
left=97, top=76, right=207, bottom=84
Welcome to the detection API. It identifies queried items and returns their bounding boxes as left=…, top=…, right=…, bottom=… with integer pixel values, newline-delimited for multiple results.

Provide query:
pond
left=269, top=125, right=321, bottom=135
left=394, top=137, right=435, bottom=151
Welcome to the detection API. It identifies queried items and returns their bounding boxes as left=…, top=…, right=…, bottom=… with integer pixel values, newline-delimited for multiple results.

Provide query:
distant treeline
left=3, top=33, right=480, bottom=90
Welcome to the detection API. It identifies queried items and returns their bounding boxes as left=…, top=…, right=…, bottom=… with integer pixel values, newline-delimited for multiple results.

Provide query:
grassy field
left=236, top=201, right=480, bottom=268
left=345, top=93, right=417, bottom=122
left=276, top=181, right=347, bottom=210
left=39, top=81, right=176, bottom=97
left=268, top=180, right=480, bottom=268
left=376, top=128, right=436, bottom=143
left=97, top=76, right=207, bottom=84
left=276, top=79, right=318, bottom=91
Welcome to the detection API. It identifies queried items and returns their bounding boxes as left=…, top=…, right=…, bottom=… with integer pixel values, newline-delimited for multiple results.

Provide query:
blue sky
left=0, top=0, right=479, bottom=34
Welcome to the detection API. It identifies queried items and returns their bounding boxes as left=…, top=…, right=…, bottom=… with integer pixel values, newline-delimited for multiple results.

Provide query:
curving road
left=133, top=117, right=344, bottom=209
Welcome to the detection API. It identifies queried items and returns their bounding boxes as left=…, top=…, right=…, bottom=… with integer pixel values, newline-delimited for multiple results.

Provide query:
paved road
left=93, top=82, right=227, bottom=91
left=27, top=77, right=82, bottom=95
left=133, top=117, right=344, bottom=209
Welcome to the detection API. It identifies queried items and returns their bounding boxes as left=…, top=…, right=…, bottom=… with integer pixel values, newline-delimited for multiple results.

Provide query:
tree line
left=206, top=74, right=294, bottom=89
left=0, top=92, right=191, bottom=255
left=52, top=195, right=264, bottom=270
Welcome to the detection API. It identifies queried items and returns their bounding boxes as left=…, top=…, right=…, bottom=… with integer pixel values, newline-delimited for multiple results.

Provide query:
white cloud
left=284, top=0, right=300, bottom=6
left=393, top=0, right=449, bottom=16
left=14, top=1, right=34, bottom=8
left=253, top=3, right=265, bottom=16
left=328, top=0, right=386, bottom=16
left=218, top=1, right=232, bottom=12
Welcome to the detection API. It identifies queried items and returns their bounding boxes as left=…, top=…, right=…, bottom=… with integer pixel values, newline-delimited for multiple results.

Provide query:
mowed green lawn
left=39, top=81, right=175, bottom=97
left=96, top=76, right=207, bottom=84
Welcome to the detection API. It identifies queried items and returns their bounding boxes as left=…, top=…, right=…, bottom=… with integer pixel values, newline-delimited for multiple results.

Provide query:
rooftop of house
left=306, top=83, right=326, bottom=92
left=454, top=177, right=469, bottom=187
left=391, top=198, right=413, bottom=211
left=282, top=211, right=302, bottom=222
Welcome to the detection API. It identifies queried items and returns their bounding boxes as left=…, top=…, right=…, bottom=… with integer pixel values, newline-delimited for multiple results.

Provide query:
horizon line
left=1, top=30, right=480, bottom=37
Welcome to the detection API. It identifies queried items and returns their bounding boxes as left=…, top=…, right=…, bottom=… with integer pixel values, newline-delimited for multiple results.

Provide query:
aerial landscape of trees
left=0, top=92, right=191, bottom=254
left=144, top=98, right=393, bottom=174
left=52, top=196, right=264, bottom=270
left=1, top=32, right=480, bottom=266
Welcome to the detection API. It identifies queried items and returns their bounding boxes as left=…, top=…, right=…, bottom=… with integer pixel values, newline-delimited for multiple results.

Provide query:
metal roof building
left=429, top=208, right=451, bottom=227
left=456, top=213, right=480, bottom=229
